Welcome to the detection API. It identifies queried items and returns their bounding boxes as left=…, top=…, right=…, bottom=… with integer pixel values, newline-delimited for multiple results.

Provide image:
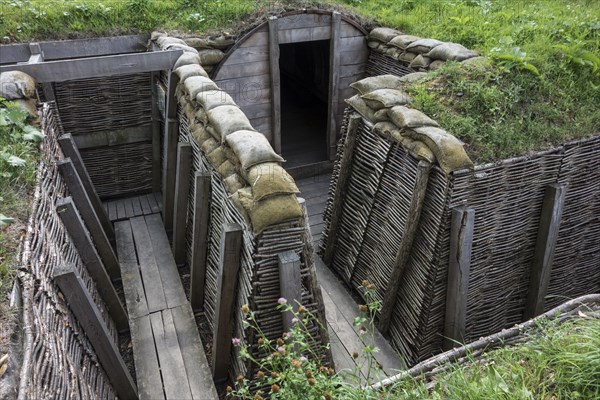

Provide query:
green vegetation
left=0, top=99, right=42, bottom=299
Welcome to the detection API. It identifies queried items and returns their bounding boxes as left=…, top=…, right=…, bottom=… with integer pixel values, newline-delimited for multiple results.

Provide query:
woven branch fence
left=321, top=108, right=600, bottom=366
left=16, top=103, right=118, bottom=400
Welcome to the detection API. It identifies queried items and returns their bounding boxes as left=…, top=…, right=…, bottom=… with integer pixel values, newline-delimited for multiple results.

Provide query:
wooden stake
left=278, top=251, right=302, bottom=332
left=327, top=11, right=342, bottom=160
left=190, top=172, right=211, bottom=311
left=162, top=117, right=179, bottom=235
left=443, top=207, right=475, bottom=350
left=172, top=143, right=193, bottom=265
left=268, top=16, right=282, bottom=152
left=524, top=184, right=567, bottom=320
left=151, top=71, right=162, bottom=192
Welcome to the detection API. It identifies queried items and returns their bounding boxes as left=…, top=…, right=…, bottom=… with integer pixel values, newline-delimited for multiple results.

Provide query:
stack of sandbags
left=347, top=75, right=473, bottom=173
left=0, top=70, right=38, bottom=117
left=153, top=31, right=230, bottom=75
left=368, top=27, right=479, bottom=71
left=154, top=35, right=303, bottom=234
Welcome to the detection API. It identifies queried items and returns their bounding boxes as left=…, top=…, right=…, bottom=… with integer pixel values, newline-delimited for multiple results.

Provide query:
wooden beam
left=165, top=71, right=180, bottom=119
left=190, top=172, right=211, bottom=311
left=70, top=124, right=153, bottom=149
left=56, top=197, right=128, bottom=332
left=172, top=143, right=193, bottom=265
left=162, top=117, right=179, bottom=235
left=443, top=207, right=475, bottom=350
left=322, top=114, right=361, bottom=265
left=378, top=161, right=432, bottom=334
left=268, top=16, right=282, bottom=153
left=327, top=12, right=342, bottom=160
left=151, top=71, right=162, bottom=192
left=57, top=158, right=121, bottom=280
left=524, top=184, right=567, bottom=320
left=212, top=223, right=243, bottom=382
left=278, top=251, right=302, bottom=332
left=53, top=263, right=137, bottom=400
left=0, top=35, right=149, bottom=65
left=58, top=134, right=115, bottom=244
left=0, top=50, right=183, bottom=83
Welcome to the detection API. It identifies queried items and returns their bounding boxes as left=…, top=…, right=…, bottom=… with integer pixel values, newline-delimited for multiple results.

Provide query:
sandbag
left=369, top=27, right=402, bottom=43
left=207, top=105, right=253, bottom=142
left=373, top=109, right=390, bottom=122
left=398, top=52, right=418, bottom=63
left=191, top=124, right=211, bottom=144
left=351, top=75, right=405, bottom=95
left=174, top=52, right=201, bottom=69
left=200, top=137, right=219, bottom=155
left=385, top=46, right=402, bottom=59
left=223, top=173, right=245, bottom=193
left=195, top=108, right=208, bottom=125
left=226, top=130, right=285, bottom=170
left=164, top=43, right=199, bottom=54
left=151, top=31, right=166, bottom=41
left=184, top=37, right=211, bottom=49
left=429, top=60, right=445, bottom=71
left=238, top=191, right=303, bottom=235
left=0, top=71, right=36, bottom=99
left=207, top=36, right=235, bottom=49
left=406, top=38, right=443, bottom=54
left=247, top=162, right=299, bottom=201
left=183, top=76, right=219, bottom=99
left=198, top=49, right=225, bottom=66
left=389, top=35, right=421, bottom=50
left=425, top=42, right=477, bottom=61
left=405, top=126, right=473, bottom=173
left=388, top=106, right=440, bottom=129
left=217, top=159, right=236, bottom=177
left=206, top=125, right=220, bottom=140
left=345, top=95, right=376, bottom=121
left=183, top=102, right=195, bottom=120
left=360, top=89, right=411, bottom=110
left=157, top=36, right=186, bottom=47
left=367, top=41, right=380, bottom=49
left=409, top=54, right=432, bottom=69
left=175, top=64, right=208, bottom=81
left=196, top=90, right=236, bottom=111
left=207, top=146, right=227, bottom=167
left=374, top=122, right=436, bottom=163
left=399, top=72, right=428, bottom=83
left=460, top=56, right=490, bottom=70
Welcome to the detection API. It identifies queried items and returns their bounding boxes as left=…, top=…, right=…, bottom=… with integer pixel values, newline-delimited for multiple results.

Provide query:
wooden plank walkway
left=115, top=213, right=218, bottom=400
left=296, top=174, right=405, bottom=382
left=104, top=192, right=163, bottom=222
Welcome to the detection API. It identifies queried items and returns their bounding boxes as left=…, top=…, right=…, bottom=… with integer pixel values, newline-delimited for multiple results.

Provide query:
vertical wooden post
left=278, top=251, right=302, bottom=332
left=378, top=161, right=432, bottom=334
left=53, top=264, right=137, bottom=400
left=443, top=207, right=475, bottom=350
left=27, top=42, right=56, bottom=101
left=57, top=158, right=121, bottom=281
left=327, top=11, right=342, bottom=160
left=524, top=184, right=567, bottom=320
left=268, top=16, right=282, bottom=153
left=56, top=197, right=128, bottom=332
left=212, top=223, right=243, bottom=382
left=58, top=133, right=115, bottom=244
left=163, top=71, right=181, bottom=234
left=151, top=71, right=162, bottom=192
left=172, top=143, right=193, bottom=265
left=323, top=115, right=361, bottom=265
left=190, top=172, right=211, bottom=311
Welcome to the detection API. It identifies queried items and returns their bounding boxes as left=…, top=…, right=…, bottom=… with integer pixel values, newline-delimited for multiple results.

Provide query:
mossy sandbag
left=409, top=54, right=432, bottom=69
left=406, top=38, right=444, bottom=54
left=388, top=34, right=421, bottom=50
left=183, top=76, right=219, bottom=98
left=425, top=42, right=477, bottom=61
left=198, top=49, right=225, bottom=65
left=345, top=95, right=377, bottom=122
left=196, top=90, right=236, bottom=111
left=369, top=27, right=402, bottom=43
left=226, top=130, right=285, bottom=170
left=350, top=75, right=405, bottom=95
left=360, top=89, right=411, bottom=110
left=207, top=146, right=227, bottom=167
left=375, top=122, right=436, bottom=163
left=223, top=173, right=245, bottom=193
left=388, top=106, right=440, bottom=129
left=200, top=137, right=219, bottom=155
left=238, top=191, right=303, bottom=235
left=405, top=126, right=474, bottom=173
left=0, top=71, right=36, bottom=100
left=217, top=159, right=236, bottom=177
left=246, top=162, right=300, bottom=201
left=175, top=64, right=208, bottom=81
left=207, top=105, right=253, bottom=142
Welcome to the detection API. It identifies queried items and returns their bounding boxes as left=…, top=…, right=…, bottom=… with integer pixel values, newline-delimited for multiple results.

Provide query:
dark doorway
left=279, top=40, right=330, bottom=168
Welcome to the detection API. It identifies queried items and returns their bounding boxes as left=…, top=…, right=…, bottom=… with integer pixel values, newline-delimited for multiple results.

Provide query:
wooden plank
left=379, top=161, right=432, bottom=334
left=147, top=193, right=160, bottom=214
left=238, top=27, right=269, bottom=48
left=328, top=324, right=360, bottom=375
left=145, top=214, right=187, bottom=309
left=123, top=197, right=135, bottom=218
left=235, top=87, right=271, bottom=107
left=327, top=12, right=342, bottom=161
left=114, top=220, right=137, bottom=263
left=239, top=102, right=271, bottom=120
left=278, top=26, right=332, bottom=44
left=139, top=194, right=153, bottom=215
left=129, top=314, right=164, bottom=400
left=278, top=13, right=332, bottom=30
left=71, top=124, right=152, bottom=149
left=150, top=310, right=193, bottom=399
left=119, top=262, right=148, bottom=320
left=173, top=143, right=193, bottom=265
left=56, top=197, right=128, bottom=332
left=214, top=74, right=270, bottom=92
left=323, top=115, right=360, bottom=264
left=154, top=192, right=163, bottom=209
left=340, top=22, right=366, bottom=38
left=190, top=172, right=211, bottom=310
left=106, top=200, right=117, bottom=221
left=340, top=63, right=367, bottom=78
left=249, top=116, right=271, bottom=135
left=129, top=216, right=168, bottom=313
left=278, top=251, right=302, bottom=331
left=57, top=158, right=120, bottom=279
left=53, top=264, right=137, bottom=400
left=0, top=35, right=149, bottom=64
left=268, top=16, right=282, bottom=153
left=443, top=207, right=475, bottom=350
left=339, top=36, right=367, bottom=51
left=212, top=223, right=243, bottom=381
left=340, top=49, right=369, bottom=66
left=131, top=196, right=143, bottom=216
left=58, top=134, right=115, bottom=244
left=524, top=184, right=567, bottom=320
left=1, top=50, right=183, bottom=82
left=116, top=199, right=127, bottom=220
left=151, top=72, right=162, bottom=192
left=223, top=45, right=269, bottom=65
left=215, top=59, right=270, bottom=81
left=171, top=304, right=219, bottom=400
left=162, top=118, right=179, bottom=234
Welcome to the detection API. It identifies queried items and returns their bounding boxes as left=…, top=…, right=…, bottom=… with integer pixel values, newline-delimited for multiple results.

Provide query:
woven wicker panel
left=18, top=103, right=117, bottom=399
left=366, top=51, right=416, bottom=77
left=547, top=136, right=600, bottom=309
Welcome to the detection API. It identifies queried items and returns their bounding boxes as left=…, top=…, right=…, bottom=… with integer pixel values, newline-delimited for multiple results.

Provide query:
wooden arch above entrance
left=212, top=11, right=368, bottom=168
